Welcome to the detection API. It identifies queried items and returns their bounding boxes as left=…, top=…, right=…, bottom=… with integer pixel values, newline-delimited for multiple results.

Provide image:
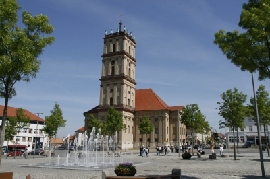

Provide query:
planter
left=116, top=173, right=136, bottom=176
left=182, top=152, right=192, bottom=159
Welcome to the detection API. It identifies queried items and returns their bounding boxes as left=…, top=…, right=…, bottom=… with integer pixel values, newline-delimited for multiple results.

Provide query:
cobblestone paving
left=0, top=149, right=269, bottom=179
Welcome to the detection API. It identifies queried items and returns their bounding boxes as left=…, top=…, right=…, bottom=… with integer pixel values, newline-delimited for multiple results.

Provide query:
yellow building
left=84, top=21, right=186, bottom=149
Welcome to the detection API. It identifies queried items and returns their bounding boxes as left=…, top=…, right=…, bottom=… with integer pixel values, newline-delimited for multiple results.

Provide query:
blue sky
left=4, top=0, right=269, bottom=138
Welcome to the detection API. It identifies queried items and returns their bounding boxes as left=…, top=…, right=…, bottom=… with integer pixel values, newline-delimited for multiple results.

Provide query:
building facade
left=0, top=105, right=48, bottom=152
left=225, top=116, right=270, bottom=148
left=84, top=21, right=186, bottom=149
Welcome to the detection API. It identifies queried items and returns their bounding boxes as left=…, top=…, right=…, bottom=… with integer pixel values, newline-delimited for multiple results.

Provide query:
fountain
left=23, top=127, right=133, bottom=170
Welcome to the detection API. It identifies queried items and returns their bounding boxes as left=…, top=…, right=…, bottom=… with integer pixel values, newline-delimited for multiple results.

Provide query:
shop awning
left=8, top=145, right=27, bottom=148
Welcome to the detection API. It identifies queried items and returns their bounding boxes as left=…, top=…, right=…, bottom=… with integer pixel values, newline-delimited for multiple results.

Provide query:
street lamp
left=33, top=112, right=43, bottom=159
left=14, top=127, right=21, bottom=159
left=178, top=109, right=181, bottom=157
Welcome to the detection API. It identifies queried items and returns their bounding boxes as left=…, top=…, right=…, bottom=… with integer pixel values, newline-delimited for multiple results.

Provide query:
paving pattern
left=0, top=149, right=270, bottom=179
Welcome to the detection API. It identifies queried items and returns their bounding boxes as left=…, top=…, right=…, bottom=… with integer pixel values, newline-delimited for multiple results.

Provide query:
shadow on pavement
left=250, top=159, right=270, bottom=162
left=241, top=175, right=270, bottom=179
left=181, top=176, right=200, bottom=179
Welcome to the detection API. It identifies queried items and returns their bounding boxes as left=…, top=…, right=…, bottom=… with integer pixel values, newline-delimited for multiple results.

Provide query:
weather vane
left=120, top=14, right=123, bottom=22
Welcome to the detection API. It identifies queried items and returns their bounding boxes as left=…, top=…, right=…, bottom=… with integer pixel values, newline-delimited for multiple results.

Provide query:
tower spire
left=119, top=15, right=123, bottom=32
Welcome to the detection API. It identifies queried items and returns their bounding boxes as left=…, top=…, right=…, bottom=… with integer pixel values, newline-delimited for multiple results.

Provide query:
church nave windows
left=113, top=44, right=116, bottom=52
left=110, top=97, right=113, bottom=106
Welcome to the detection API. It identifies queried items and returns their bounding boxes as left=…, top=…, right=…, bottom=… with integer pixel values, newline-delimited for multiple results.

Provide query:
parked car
left=7, top=150, right=23, bottom=157
left=28, top=149, right=44, bottom=155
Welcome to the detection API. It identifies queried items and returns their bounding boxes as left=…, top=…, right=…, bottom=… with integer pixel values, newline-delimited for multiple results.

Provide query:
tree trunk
left=0, top=96, right=9, bottom=166
left=237, top=128, right=239, bottom=153
left=263, top=125, right=269, bottom=156
left=233, top=128, right=236, bottom=160
left=6, top=140, right=9, bottom=159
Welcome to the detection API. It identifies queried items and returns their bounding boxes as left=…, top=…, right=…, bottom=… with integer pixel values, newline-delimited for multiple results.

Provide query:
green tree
left=87, top=114, right=103, bottom=136
left=45, top=103, right=66, bottom=151
left=103, top=107, right=125, bottom=136
left=139, top=117, right=154, bottom=147
left=217, top=88, right=247, bottom=160
left=9, top=108, right=30, bottom=158
left=214, top=0, right=270, bottom=80
left=0, top=0, right=55, bottom=164
left=4, top=117, right=17, bottom=155
left=43, top=116, right=57, bottom=151
left=181, top=104, right=206, bottom=155
left=103, top=107, right=125, bottom=151
left=195, top=119, right=211, bottom=147
left=249, top=85, right=270, bottom=155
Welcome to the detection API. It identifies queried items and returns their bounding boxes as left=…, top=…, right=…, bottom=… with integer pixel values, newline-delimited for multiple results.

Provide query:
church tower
left=98, top=20, right=136, bottom=149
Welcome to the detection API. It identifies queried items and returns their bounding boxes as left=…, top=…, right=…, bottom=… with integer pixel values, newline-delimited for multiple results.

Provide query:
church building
left=84, top=21, right=186, bottom=149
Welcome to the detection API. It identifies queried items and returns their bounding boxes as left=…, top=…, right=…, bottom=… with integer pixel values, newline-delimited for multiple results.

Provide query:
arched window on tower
left=111, top=61, right=115, bottom=75
left=110, top=97, right=113, bottom=106
left=129, top=46, right=130, bottom=54
left=128, top=99, right=130, bottom=106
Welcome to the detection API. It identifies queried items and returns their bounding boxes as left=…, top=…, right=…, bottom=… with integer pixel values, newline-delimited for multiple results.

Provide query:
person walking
left=156, top=146, right=159, bottom=155
left=145, top=147, right=149, bottom=157
left=142, top=145, right=145, bottom=157
left=140, top=146, right=143, bottom=156
left=219, top=145, right=223, bottom=155
left=164, top=146, right=167, bottom=156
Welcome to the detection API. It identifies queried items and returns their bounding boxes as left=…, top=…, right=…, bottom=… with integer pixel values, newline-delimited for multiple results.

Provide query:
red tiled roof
left=135, top=89, right=184, bottom=111
left=0, top=105, right=45, bottom=122
left=168, top=106, right=184, bottom=111
left=51, top=138, right=63, bottom=144
left=135, top=89, right=169, bottom=111
left=77, top=127, right=85, bottom=132
left=84, top=106, right=99, bottom=116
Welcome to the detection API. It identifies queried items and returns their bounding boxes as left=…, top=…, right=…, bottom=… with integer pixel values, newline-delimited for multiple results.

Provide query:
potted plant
left=182, top=152, right=192, bottom=159
left=114, top=163, right=137, bottom=176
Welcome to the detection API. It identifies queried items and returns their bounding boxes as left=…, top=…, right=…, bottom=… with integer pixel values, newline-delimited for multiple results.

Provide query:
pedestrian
left=180, top=145, right=183, bottom=152
left=219, top=145, right=223, bottom=155
left=164, top=146, right=167, bottom=156
left=159, top=146, right=162, bottom=155
left=145, top=147, right=149, bottom=157
left=156, top=146, right=159, bottom=155
left=140, top=146, right=143, bottom=156
left=142, top=145, right=145, bottom=157
left=171, top=146, right=174, bottom=153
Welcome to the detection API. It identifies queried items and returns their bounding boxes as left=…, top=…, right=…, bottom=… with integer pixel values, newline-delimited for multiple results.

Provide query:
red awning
left=8, top=145, right=27, bottom=148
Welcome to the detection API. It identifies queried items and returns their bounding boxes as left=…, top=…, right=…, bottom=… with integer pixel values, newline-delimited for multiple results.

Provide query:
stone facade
left=84, top=21, right=186, bottom=149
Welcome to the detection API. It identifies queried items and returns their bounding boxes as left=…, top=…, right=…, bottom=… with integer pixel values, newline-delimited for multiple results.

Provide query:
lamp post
left=14, top=127, right=21, bottom=159
left=251, top=73, right=265, bottom=176
left=33, top=112, right=43, bottom=159
left=178, top=109, right=181, bottom=157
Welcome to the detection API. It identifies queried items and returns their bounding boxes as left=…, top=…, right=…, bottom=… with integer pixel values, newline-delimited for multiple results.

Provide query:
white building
left=225, top=116, right=270, bottom=148
left=0, top=105, right=49, bottom=152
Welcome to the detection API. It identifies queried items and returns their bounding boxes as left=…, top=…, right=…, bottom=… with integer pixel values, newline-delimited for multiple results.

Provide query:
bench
left=0, top=172, right=13, bottom=179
